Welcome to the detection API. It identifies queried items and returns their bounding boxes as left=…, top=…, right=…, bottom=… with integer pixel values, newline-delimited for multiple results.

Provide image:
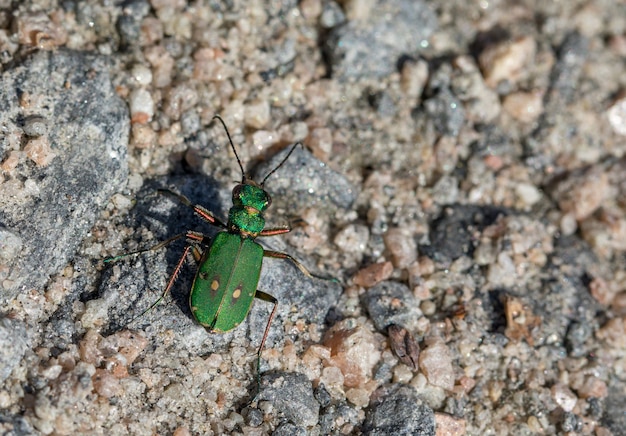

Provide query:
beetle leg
left=157, top=244, right=193, bottom=300
left=105, top=233, right=186, bottom=263
left=186, top=231, right=209, bottom=247
left=105, top=231, right=204, bottom=263
left=146, top=231, right=205, bottom=301
left=253, top=290, right=278, bottom=352
left=158, top=188, right=228, bottom=229
left=130, top=243, right=194, bottom=322
left=263, top=249, right=337, bottom=282
left=106, top=231, right=208, bottom=325
left=259, top=226, right=290, bottom=236
left=252, top=290, right=278, bottom=392
left=129, top=231, right=208, bottom=322
left=259, top=217, right=312, bottom=237
left=264, top=249, right=310, bottom=275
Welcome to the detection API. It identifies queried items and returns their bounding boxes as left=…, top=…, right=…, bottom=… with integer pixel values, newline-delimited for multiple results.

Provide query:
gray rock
left=324, top=0, right=437, bottom=79
left=252, top=145, right=357, bottom=214
left=320, top=0, right=346, bottom=29
left=0, top=316, right=30, bottom=383
left=116, top=0, right=151, bottom=49
left=258, top=371, right=319, bottom=427
left=423, top=87, right=465, bottom=137
left=422, top=205, right=510, bottom=263
left=603, top=384, right=626, bottom=434
left=561, top=412, right=583, bottom=433
left=0, top=413, right=34, bottom=436
left=272, top=422, right=307, bottom=436
left=0, top=49, right=128, bottom=303
left=546, top=32, right=589, bottom=107
left=524, top=32, right=589, bottom=173
left=363, top=281, right=421, bottom=333
left=529, top=236, right=603, bottom=347
left=565, top=320, right=592, bottom=358
left=362, top=384, right=435, bottom=435
left=319, top=402, right=360, bottom=435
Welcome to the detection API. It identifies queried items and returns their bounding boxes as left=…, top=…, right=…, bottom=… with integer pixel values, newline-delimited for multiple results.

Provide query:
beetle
left=106, top=115, right=328, bottom=376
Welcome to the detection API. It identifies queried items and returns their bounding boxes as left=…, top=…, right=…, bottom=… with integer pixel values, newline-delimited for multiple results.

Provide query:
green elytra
left=105, top=115, right=329, bottom=376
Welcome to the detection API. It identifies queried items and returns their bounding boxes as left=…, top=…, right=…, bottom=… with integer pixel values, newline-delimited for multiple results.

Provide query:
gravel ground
left=0, top=0, right=625, bottom=435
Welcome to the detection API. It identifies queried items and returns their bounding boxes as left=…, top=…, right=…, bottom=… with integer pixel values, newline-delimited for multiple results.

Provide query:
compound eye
left=264, top=194, right=272, bottom=210
left=232, top=184, right=243, bottom=202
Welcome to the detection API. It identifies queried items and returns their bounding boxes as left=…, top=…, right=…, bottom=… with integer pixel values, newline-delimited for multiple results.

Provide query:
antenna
left=212, top=115, right=246, bottom=181
left=261, top=142, right=301, bottom=187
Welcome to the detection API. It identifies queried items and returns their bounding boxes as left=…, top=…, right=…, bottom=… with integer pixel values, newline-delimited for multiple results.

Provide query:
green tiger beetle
left=106, top=115, right=331, bottom=384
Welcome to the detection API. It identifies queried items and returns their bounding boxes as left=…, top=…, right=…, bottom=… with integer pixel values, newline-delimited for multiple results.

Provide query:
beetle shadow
left=102, top=172, right=228, bottom=334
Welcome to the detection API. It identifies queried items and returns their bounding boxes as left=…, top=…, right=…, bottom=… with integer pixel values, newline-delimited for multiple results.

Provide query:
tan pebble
left=353, top=261, right=393, bottom=288
left=434, top=412, right=466, bottom=436
left=503, top=91, right=543, bottom=123
left=479, top=36, right=536, bottom=87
